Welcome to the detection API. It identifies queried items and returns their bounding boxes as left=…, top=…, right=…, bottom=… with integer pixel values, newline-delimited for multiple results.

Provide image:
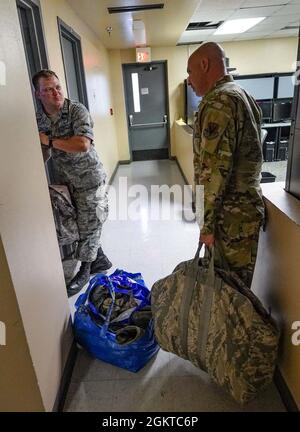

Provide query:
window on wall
left=57, top=18, right=89, bottom=108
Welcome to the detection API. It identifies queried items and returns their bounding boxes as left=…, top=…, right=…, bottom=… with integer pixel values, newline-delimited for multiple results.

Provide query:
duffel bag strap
left=180, top=242, right=204, bottom=356
left=100, top=278, right=116, bottom=336
left=197, top=245, right=220, bottom=368
left=75, top=275, right=116, bottom=337
left=74, top=274, right=101, bottom=310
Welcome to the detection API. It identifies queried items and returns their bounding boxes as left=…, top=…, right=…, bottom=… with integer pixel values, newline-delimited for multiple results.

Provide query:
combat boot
left=67, top=261, right=91, bottom=297
left=90, top=246, right=112, bottom=274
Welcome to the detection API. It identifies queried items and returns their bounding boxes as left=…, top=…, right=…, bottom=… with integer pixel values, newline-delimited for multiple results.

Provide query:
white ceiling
left=66, top=0, right=300, bottom=49
left=178, top=0, right=300, bottom=44
left=66, top=0, right=200, bottom=49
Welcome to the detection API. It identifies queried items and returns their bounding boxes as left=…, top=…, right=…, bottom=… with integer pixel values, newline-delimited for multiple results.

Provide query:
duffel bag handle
left=193, top=241, right=215, bottom=286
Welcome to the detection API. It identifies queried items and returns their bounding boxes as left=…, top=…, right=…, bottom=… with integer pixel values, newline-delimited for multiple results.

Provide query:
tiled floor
left=65, top=159, right=285, bottom=412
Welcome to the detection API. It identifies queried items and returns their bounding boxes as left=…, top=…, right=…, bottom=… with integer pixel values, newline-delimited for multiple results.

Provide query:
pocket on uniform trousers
left=95, top=185, right=109, bottom=224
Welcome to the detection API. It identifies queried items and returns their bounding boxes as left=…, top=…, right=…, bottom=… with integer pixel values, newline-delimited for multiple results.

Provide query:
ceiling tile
left=286, top=22, right=300, bottom=29
left=232, top=31, right=272, bottom=40
left=268, top=29, right=299, bottom=36
left=178, top=29, right=214, bottom=44
left=272, top=4, right=300, bottom=15
left=190, top=10, right=234, bottom=22
left=230, top=6, right=282, bottom=19
left=208, top=34, right=239, bottom=42
left=241, top=0, right=291, bottom=6
left=195, top=0, right=244, bottom=12
left=256, top=14, right=300, bottom=24
left=247, top=16, right=292, bottom=31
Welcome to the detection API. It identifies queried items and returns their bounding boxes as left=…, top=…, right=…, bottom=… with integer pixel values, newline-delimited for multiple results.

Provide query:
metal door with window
left=123, top=61, right=170, bottom=161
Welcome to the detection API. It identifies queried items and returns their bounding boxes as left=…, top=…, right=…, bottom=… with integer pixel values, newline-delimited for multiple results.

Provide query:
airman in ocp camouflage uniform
left=188, top=43, right=265, bottom=287
left=33, top=70, right=112, bottom=297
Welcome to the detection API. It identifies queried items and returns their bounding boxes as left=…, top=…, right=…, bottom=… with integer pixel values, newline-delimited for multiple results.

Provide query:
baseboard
left=119, top=160, right=131, bottom=165
left=172, top=156, right=196, bottom=212
left=132, top=149, right=169, bottom=161
left=274, top=367, right=299, bottom=412
left=108, top=162, right=120, bottom=186
left=108, top=161, right=132, bottom=186
left=171, top=156, right=190, bottom=186
left=52, top=340, right=78, bottom=412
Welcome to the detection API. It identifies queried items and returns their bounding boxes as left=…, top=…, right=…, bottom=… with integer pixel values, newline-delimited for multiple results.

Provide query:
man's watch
left=49, top=138, right=53, bottom=149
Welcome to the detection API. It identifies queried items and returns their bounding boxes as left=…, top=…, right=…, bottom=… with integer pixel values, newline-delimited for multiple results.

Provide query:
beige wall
left=0, top=0, right=73, bottom=411
left=174, top=121, right=194, bottom=186
left=0, top=238, right=44, bottom=411
left=221, top=38, right=298, bottom=75
left=110, top=38, right=298, bottom=162
left=40, top=0, right=119, bottom=179
left=109, top=50, right=131, bottom=161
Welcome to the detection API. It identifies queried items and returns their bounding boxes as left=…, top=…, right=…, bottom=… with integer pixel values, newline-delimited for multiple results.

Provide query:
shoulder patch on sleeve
left=203, top=122, right=220, bottom=140
left=200, top=106, right=231, bottom=154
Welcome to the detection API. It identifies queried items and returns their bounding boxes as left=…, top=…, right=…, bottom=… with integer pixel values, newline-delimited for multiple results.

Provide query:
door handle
left=129, top=115, right=168, bottom=128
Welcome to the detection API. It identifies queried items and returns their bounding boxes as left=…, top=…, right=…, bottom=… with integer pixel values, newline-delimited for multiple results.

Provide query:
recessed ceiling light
left=214, top=17, right=266, bottom=35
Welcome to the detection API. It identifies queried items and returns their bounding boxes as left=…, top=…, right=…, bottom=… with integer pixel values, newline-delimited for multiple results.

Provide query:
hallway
left=65, top=160, right=285, bottom=412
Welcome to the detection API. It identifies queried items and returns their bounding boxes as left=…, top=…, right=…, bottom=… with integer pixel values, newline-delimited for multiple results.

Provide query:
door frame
left=16, top=0, right=49, bottom=82
left=57, top=17, right=89, bottom=109
left=122, top=60, right=171, bottom=162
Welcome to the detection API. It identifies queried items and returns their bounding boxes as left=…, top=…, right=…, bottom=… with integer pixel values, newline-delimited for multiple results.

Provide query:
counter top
left=262, top=181, right=300, bottom=228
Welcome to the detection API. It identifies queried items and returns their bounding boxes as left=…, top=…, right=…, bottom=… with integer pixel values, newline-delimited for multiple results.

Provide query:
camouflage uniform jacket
left=193, top=75, right=265, bottom=237
left=36, top=98, right=106, bottom=190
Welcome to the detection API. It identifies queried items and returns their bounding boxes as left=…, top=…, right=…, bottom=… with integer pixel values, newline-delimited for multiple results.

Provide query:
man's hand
left=200, top=233, right=215, bottom=246
left=39, top=132, right=50, bottom=146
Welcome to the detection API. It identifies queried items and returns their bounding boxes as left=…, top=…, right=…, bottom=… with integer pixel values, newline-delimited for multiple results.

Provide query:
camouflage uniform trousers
left=68, top=181, right=109, bottom=262
left=213, top=222, right=261, bottom=289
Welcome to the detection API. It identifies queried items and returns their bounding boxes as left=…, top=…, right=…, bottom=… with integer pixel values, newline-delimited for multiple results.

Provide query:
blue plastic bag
left=73, top=270, right=160, bottom=372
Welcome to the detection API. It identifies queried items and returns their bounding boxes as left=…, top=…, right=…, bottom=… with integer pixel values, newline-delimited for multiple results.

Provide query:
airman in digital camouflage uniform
left=33, top=70, right=112, bottom=297
left=187, top=43, right=265, bottom=287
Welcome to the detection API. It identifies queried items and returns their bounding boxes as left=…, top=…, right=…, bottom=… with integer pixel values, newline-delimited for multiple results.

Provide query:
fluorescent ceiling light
left=214, top=17, right=266, bottom=35
left=133, top=20, right=146, bottom=47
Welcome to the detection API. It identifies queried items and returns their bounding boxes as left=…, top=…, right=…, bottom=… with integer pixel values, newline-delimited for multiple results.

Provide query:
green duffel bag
left=151, top=243, right=280, bottom=405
